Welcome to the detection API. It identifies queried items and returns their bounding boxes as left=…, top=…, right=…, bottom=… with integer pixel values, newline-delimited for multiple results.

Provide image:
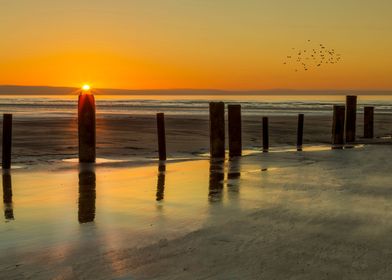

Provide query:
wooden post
left=78, top=93, right=96, bottom=163
left=262, top=117, right=269, bottom=152
left=157, top=113, right=167, bottom=161
left=364, top=106, right=374, bottom=139
left=209, top=102, right=225, bottom=158
left=297, top=114, right=304, bottom=151
left=228, top=104, right=242, bottom=157
left=345, top=95, right=357, bottom=143
left=332, top=105, right=345, bottom=148
left=2, top=114, right=12, bottom=170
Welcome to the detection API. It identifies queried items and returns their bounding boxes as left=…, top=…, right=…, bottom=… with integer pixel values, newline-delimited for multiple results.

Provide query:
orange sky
left=1, top=0, right=392, bottom=90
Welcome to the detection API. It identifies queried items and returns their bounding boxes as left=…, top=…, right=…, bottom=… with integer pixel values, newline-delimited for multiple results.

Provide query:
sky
left=1, top=0, right=392, bottom=90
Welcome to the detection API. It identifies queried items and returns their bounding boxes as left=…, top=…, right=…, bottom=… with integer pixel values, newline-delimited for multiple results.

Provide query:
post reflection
left=228, top=157, right=241, bottom=180
left=227, top=157, right=241, bottom=197
left=209, top=159, right=225, bottom=202
left=78, top=164, right=96, bottom=224
left=156, top=162, right=166, bottom=201
left=2, top=171, right=14, bottom=220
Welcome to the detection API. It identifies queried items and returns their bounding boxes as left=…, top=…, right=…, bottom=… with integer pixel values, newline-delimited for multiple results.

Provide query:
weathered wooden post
left=2, top=114, right=12, bottom=170
left=156, top=113, right=167, bottom=161
left=345, top=95, right=357, bottom=143
left=209, top=102, right=225, bottom=158
left=262, top=117, right=269, bottom=152
left=364, top=106, right=374, bottom=139
left=228, top=104, right=242, bottom=157
left=78, top=91, right=96, bottom=163
left=332, top=105, right=345, bottom=149
left=297, top=114, right=304, bottom=151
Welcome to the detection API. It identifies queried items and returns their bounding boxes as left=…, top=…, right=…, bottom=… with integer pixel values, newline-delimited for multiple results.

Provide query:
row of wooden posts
left=332, top=96, right=374, bottom=146
left=206, top=95, right=374, bottom=159
left=1, top=95, right=374, bottom=169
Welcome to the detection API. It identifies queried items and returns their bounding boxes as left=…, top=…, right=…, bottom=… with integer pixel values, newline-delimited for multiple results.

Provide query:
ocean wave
left=0, top=95, right=391, bottom=117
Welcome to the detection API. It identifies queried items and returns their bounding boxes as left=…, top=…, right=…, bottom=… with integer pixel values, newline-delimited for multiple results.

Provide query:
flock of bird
left=283, top=40, right=342, bottom=72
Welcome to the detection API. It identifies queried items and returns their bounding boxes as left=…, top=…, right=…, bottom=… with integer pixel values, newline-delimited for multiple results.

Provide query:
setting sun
left=82, top=84, right=91, bottom=91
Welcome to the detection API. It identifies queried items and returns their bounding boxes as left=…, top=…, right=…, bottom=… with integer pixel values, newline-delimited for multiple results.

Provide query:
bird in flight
left=283, top=41, right=343, bottom=72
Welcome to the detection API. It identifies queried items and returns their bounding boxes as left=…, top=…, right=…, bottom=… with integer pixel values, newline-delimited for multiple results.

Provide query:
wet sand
left=2, top=145, right=392, bottom=279
left=4, top=113, right=392, bottom=165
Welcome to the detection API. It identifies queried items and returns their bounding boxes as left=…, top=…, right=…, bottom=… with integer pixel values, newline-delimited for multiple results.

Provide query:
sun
left=82, top=84, right=91, bottom=91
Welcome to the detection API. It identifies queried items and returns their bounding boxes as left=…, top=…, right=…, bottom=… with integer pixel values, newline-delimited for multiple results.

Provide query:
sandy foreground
left=2, top=144, right=392, bottom=279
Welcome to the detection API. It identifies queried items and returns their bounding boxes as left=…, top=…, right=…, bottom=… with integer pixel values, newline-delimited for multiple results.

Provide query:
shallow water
left=1, top=157, right=289, bottom=254
left=4, top=145, right=392, bottom=279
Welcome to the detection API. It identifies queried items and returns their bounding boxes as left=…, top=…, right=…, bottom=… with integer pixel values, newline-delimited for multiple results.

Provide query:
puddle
left=62, top=156, right=196, bottom=164
left=3, top=165, right=25, bottom=170
left=0, top=159, right=272, bottom=253
left=62, top=158, right=129, bottom=164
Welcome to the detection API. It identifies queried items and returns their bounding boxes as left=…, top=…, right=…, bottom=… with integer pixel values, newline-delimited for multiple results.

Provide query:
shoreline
left=3, top=113, right=392, bottom=167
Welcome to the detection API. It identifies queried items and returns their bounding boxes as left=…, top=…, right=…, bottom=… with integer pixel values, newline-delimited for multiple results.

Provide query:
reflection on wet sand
left=228, top=157, right=241, bottom=181
left=227, top=157, right=241, bottom=197
left=78, top=165, right=96, bottom=224
left=156, top=163, right=166, bottom=201
left=2, top=172, right=14, bottom=220
left=209, top=159, right=225, bottom=202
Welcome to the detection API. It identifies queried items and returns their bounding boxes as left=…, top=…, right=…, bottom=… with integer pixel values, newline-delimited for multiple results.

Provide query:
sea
left=0, top=94, right=391, bottom=118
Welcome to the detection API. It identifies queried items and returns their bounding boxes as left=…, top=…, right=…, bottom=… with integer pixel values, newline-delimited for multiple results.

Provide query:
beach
left=7, top=112, right=392, bottom=166
left=2, top=95, right=392, bottom=279
left=3, top=0, right=392, bottom=278
left=0, top=94, right=390, bottom=165
left=2, top=145, right=392, bottom=279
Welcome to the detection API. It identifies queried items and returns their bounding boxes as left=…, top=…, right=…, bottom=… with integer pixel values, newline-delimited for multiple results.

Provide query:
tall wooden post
left=364, top=106, right=374, bottom=139
left=157, top=113, right=167, bottom=161
left=345, top=95, right=357, bottom=143
left=2, top=114, right=12, bottom=170
left=332, top=105, right=345, bottom=148
left=262, top=117, right=269, bottom=152
left=209, top=102, right=225, bottom=158
left=78, top=93, right=96, bottom=163
left=228, top=104, right=242, bottom=157
left=297, top=114, right=304, bottom=151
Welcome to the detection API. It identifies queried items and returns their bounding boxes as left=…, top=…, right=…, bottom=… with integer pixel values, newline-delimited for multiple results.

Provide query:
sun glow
left=82, top=84, right=91, bottom=91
